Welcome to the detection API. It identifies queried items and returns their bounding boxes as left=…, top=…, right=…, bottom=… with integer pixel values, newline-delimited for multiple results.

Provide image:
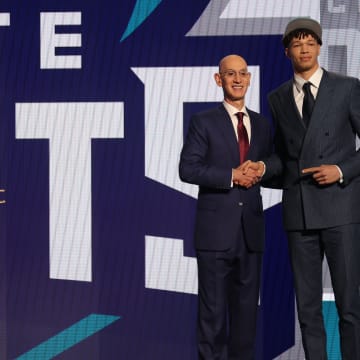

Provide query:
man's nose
left=234, top=74, right=241, bottom=82
left=301, top=45, right=309, bottom=52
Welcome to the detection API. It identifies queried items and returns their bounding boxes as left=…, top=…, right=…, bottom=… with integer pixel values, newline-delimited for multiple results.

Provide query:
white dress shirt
left=223, top=101, right=251, bottom=143
left=293, top=66, right=323, bottom=117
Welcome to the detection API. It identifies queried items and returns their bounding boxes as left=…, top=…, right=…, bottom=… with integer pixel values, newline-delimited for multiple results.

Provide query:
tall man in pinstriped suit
left=246, top=18, right=360, bottom=359
left=179, top=55, right=273, bottom=359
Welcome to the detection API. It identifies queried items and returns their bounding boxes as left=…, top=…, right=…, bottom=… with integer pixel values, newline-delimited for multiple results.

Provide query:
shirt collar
left=222, top=101, right=248, bottom=118
left=293, top=67, right=323, bottom=93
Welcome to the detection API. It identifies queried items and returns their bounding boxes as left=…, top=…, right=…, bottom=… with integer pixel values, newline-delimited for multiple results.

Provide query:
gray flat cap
left=283, top=17, right=322, bottom=43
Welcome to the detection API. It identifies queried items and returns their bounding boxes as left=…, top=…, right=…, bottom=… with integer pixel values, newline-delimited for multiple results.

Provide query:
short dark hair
left=282, top=28, right=322, bottom=48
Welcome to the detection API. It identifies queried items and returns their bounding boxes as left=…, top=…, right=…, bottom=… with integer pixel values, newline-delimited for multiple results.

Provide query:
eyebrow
left=292, top=38, right=317, bottom=43
left=291, top=39, right=317, bottom=45
left=221, top=68, right=248, bottom=72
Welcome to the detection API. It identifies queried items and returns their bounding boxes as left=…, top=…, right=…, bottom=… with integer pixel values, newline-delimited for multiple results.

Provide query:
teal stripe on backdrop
left=120, top=0, right=163, bottom=41
left=323, top=301, right=340, bottom=359
left=16, top=314, right=121, bottom=360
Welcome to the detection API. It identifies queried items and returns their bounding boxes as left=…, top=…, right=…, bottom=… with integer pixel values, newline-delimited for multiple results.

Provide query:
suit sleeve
left=260, top=94, right=285, bottom=187
left=179, top=114, right=232, bottom=189
left=337, top=78, right=360, bottom=184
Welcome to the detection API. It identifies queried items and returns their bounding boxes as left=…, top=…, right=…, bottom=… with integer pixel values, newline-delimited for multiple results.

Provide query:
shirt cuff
left=335, top=165, right=344, bottom=183
left=258, top=161, right=266, bottom=177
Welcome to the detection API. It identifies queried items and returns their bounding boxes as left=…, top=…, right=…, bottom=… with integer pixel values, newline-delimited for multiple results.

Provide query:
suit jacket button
left=319, top=155, right=323, bottom=159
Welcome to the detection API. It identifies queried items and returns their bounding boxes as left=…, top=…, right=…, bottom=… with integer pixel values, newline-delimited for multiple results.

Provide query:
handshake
left=232, top=160, right=265, bottom=189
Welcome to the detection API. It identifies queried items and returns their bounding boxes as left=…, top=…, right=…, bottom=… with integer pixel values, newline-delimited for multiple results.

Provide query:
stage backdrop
left=0, top=1, right=359, bottom=359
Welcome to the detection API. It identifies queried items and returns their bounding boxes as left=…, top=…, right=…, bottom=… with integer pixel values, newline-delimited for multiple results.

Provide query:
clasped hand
left=232, top=160, right=264, bottom=189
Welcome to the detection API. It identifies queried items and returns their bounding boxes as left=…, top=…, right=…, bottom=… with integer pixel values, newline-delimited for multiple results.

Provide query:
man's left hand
left=302, top=165, right=341, bottom=185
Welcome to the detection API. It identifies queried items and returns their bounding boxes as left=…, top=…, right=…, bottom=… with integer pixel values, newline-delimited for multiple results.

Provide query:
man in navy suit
left=246, top=18, right=360, bottom=359
left=179, top=55, right=272, bottom=359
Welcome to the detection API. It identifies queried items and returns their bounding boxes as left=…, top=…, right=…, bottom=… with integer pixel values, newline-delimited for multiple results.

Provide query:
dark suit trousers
left=287, top=224, right=360, bottom=360
left=196, top=235, right=262, bottom=360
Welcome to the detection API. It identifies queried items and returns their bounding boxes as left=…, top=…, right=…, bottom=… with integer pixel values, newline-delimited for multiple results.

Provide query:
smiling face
left=285, top=34, right=320, bottom=79
left=214, top=55, right=251, bottom=109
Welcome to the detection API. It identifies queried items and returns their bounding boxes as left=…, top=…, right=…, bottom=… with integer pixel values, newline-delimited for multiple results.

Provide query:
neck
left=295, top=65, right=320, bottom=81
left=224, top=98, right=244, bottom=111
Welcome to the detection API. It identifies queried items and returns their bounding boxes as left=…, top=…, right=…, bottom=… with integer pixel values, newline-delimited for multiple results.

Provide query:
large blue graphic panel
left=0, top=0, right=358, bottom=359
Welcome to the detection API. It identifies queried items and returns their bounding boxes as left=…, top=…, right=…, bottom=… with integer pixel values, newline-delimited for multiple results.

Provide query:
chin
left=231, top=95, right=245, bottom=101
left=297, top=64, right=315, bottom=72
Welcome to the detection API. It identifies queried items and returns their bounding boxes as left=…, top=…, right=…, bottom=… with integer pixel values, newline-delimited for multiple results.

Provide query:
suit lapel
left=246, top=109, right=259, bottom=161
left=307, top=71, right=334, bottom=128
left=270, top=80, right=307, bottom=157
left=282, top=80, right=307, bottom=131
left=300, top=71, right=334, bottom=155
left=215, top=105, right=240, bottom=163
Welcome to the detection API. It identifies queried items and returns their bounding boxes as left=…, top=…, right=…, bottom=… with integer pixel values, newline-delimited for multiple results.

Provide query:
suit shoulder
left=191, top=105, right=224, bottom=119
left=187, top=105, right=226, bottom=132
left=322, top=72, right=360, bottom=99
left=324, top=70, right=359, bottom=85
left=268, top=80, right=291, bottom=100
left=247, top=108, right=268, bottom=122
left=247, top=109, right=272, bottom=132
left=326, top=70, right=353, bottom=80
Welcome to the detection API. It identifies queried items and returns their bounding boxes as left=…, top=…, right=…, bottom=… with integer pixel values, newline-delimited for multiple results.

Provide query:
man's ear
left=285, top=48, right=290, bottom=59
left=214, top=73, right=222, bottom=87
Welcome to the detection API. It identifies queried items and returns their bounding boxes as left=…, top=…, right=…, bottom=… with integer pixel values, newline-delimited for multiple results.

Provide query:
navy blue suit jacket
left=179, top=104, right=273, bottom=252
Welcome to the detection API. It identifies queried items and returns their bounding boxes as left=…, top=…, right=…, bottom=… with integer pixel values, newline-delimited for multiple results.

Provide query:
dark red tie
left=235, top=112, right=249, bottom=164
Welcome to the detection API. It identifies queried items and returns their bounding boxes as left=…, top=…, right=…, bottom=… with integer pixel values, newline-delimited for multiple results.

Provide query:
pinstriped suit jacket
left=265, top=70, right=360, bottom=230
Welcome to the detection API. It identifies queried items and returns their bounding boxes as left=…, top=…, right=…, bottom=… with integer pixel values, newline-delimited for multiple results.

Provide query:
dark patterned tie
left=302, top=82, right=315, bottom=127
left=235, top=112, right=249, bottom=164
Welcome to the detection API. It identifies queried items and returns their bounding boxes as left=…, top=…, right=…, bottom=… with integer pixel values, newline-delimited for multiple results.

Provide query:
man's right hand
left=231, top=161, right=265, bottom=188
left=241, top=160, right=265, bottom=178
left=232, top=162, right=261, bottom=188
